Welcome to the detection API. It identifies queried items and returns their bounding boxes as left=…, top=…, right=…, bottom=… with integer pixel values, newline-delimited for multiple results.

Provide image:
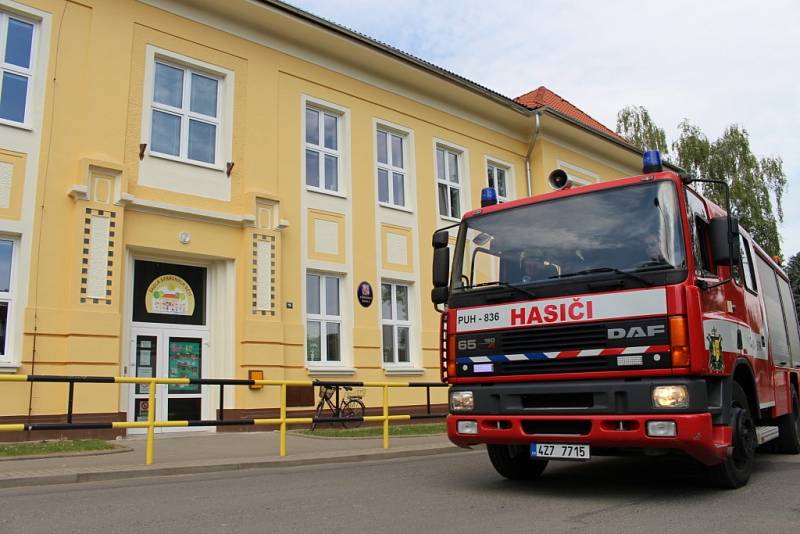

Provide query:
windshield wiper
left=465, top=281, right=537, bottom=299
left=551, top=267, right=654, bottom=286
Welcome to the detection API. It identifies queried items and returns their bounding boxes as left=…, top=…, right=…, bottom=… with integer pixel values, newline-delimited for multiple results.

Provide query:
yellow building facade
left=0, top=0, right=648, bottom=434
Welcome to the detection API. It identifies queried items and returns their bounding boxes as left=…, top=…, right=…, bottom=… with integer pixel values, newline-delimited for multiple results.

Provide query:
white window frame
left=148, top=59, right=223, bottom=169
left=485, top=157, right=513, bottom=203
left=303, top=98, right=347, bottom=197
left=435, top=142, right=465, bottom=222
left=375, top=125, right=409, bottom=210
left=380, top=281, right=413, bottom=366
left=305, top=272, right=343, bottom=364
left=0, top=10, right=37, bottom=129
left=0, top=237, right=17, bottom=364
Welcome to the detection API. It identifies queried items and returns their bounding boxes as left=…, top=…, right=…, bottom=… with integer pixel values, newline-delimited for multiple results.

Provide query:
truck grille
left=455, top=317, right=670, bottom=377
left=500, top=323, right=607, bottom=352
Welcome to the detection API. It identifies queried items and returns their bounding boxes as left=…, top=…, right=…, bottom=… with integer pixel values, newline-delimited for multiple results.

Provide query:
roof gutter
left=534, top=106, right=684, bottom=173
left=258, top=1, right=683, bottom=173
left=259, top=0, right=531, bottom=115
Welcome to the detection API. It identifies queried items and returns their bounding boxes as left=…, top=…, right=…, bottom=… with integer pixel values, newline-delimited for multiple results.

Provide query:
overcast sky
left=291, top=0, right=800, bottom=259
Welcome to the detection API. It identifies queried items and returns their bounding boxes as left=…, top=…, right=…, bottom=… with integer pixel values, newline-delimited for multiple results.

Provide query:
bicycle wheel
left=340, top=399, right=365, bottom=429
left=311, top=400, right=325, bottom=431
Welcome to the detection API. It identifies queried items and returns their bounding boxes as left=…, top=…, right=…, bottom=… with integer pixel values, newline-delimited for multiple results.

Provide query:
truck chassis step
left=756, top=426, right=779, bottom=445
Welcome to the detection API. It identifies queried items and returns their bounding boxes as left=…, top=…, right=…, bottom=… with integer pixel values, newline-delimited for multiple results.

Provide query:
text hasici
left=511, top=298, right=593, bottom=326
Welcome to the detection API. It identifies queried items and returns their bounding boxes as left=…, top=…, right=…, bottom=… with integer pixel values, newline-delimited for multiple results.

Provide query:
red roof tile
left=515, top=86, right=627, bottom=142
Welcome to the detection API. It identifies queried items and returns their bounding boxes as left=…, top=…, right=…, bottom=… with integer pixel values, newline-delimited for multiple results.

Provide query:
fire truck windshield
left=451, top=180, right=686, bottom=292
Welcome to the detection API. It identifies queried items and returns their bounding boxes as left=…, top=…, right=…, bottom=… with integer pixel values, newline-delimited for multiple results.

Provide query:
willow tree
left=673, top=122, right=786, bottom=257
left=616, top=106, right=670, bottom=155
left=616, top=107, right=787, bottom=257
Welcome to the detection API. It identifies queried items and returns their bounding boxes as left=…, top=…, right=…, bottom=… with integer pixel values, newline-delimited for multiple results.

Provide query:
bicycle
left=310, top=385, right=366, bottom=430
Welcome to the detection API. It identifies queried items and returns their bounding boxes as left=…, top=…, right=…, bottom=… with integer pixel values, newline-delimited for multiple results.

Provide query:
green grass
left=298, top=422, right=445, bottom=438
left=0, top=439, right=115, bottom=457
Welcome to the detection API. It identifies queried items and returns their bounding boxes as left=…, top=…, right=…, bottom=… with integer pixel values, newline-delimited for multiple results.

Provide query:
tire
left=340, top=399, right=365, bottom=429
left=776, top=386, right=800, bottom=454
left=310, top=400, right=325, bottom=431
left=487, top=444, right=548, bottom=480
left=707, top=382, right=757, bottom=489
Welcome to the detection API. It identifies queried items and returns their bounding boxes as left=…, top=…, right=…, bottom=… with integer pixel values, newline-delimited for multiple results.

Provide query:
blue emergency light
left=481, top=187, right=498, bottom=207
left=643, top=150, right=663, bottom=174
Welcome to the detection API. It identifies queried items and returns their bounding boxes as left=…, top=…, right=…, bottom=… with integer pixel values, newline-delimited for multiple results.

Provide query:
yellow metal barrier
left=0, top=374, right=446, bottom=465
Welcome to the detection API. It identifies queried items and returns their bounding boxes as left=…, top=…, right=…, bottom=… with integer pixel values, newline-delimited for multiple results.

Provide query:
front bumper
left=448, top=413, right=731, bottom=465
left=447, top=377, right=731, bottom=465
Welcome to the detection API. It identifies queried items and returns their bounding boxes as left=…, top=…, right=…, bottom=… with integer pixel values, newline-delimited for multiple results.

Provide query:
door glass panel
left=135, top=335, right=157, bottom=395
left=168, top=398, right=201, bottom=422
left=168, top=337, right=201, bottom=394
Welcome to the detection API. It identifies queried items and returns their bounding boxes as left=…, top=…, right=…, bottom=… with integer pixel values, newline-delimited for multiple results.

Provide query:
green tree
left=616, top=106, right=670, bottom=155
left=786, top=253, right=800, bottom=315
left=616, top=107, right=787, bottom=257
left=676, top=123, right=785, bottom=256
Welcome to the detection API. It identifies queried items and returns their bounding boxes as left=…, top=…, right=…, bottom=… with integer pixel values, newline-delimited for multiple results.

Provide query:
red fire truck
left=431, top=151, right=800, bottom=488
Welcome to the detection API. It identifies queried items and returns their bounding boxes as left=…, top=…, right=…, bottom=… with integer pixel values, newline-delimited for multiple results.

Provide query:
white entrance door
left=128, top=325, right=209, bottom=433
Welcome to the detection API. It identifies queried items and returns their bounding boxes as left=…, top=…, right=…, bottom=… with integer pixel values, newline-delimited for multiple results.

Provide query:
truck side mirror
left=432, top=230, right=449, bottom=249
left=431, top=230, right=450, bottom=305
left=710, top=216, right=741, bottom=266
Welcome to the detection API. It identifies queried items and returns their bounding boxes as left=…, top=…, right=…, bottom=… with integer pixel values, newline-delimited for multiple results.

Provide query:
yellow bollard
left=383, top=384, right=389, bottom=449
left=279, top=382, right=287, bottom=457
left=145, top=378, right=156, bottom=465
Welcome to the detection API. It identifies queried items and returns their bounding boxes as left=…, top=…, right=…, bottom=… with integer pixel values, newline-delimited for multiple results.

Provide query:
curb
left=0, top=445, right=133, bottom=462
left=0, top=445, right=471, bottom=489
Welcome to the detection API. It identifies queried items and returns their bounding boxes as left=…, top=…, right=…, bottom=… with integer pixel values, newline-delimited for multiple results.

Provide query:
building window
left=305, top=106, right=341, bottom=194
left=381, top=282, right=411, bottom=364
left=377, top=128, right=406, bottom=208
left=436, top=146, right=462, bottom=219
left=150, top=60, right=221, bottom=165
left=0, top=239, right=14, bottom=360
left=487, top=162, right=509, bottom=202
left=306, top=273, right=341, bottom=363
left=0, top=13, right=35, bottom=125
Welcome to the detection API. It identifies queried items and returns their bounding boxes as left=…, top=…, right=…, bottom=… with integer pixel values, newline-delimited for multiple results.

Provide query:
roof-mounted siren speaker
left=548, top=169, right=572, bottom=190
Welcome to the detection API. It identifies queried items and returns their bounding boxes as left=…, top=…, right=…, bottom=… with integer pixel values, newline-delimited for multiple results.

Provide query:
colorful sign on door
left=145, top=275, right=195, bottom=316
left=168, top=338, right=201, bottom=393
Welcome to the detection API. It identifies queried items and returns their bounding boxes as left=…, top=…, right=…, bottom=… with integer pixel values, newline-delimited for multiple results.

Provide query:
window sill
left=0, top=362, right=21, bottom=374
left=306, top=186, right=347, bottom=199
left=439, top=215, right=461, bottom=224
left=383, top=366, right=425, bottom=376
left=148, top=151, right=226, bottom=173
left=379, top=202, right=413, bottom=214
left=306, top=366, right=356, bottom=376
left=0, top=117, right=33, bottom=131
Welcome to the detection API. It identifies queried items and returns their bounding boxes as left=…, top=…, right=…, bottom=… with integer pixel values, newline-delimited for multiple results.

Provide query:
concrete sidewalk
left=0, top=430, right=462, bottom=489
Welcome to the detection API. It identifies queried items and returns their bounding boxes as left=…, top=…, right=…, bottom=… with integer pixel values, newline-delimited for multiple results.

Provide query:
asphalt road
left=2, top=449, right=799, bottom=533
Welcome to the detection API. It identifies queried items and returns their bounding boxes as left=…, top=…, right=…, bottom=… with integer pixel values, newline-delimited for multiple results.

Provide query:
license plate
left=530, top=443, right=590, bottom=461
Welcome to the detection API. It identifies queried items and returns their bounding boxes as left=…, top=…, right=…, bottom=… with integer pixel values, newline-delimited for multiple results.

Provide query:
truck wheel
left=487, top=444, right=548, bottom=480
left=776, top=385, right=800, bottom=454
left=708, top=382, right=757, bottom=489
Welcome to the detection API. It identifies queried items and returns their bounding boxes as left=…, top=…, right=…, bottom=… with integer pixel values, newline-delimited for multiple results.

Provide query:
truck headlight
left=652, top=385, right=689, bottom=408
left=451, top=390, right=474, bottom=411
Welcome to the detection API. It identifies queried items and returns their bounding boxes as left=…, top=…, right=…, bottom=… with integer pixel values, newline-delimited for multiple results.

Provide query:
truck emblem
left=608, top=325, right=665, bottom=339
left=707, top=328, right=724, bottom=373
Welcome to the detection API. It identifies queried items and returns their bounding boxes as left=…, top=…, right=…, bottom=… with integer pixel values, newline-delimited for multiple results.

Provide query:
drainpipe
left=524, top=110, right=542, bottom=197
